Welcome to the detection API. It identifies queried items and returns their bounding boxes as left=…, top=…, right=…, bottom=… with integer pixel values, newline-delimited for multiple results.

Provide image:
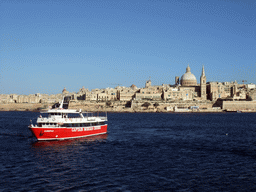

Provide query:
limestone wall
left=222, top=101, right=256, bottom=111
left=0, top=103, right=45, bottom=111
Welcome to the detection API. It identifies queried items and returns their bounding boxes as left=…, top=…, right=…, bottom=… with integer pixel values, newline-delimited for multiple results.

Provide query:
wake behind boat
left=29, top=99, right=108, bottom=140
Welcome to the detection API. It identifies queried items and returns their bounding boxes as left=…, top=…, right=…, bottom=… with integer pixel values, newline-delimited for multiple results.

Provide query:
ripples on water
left=1, top=111, right=256, bottom=191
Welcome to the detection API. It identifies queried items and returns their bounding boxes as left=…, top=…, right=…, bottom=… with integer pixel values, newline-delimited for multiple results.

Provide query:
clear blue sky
left=1, top=0, right=255, bottom=95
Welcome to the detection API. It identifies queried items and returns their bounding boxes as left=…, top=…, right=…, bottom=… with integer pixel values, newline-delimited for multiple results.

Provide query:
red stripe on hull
left=29, top=125, right=108, bottom=140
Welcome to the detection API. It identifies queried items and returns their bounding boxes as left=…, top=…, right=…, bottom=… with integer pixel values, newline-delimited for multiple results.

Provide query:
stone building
left=207, top=82, right=224, bottom=101
left=117, top=85, right=138, bottom=101
left=163, top=87, right=194, bottom=101
left=76, top=86, right=88, bottom=100
left=207, top=81, right=247, bottom=101
left=90, top=89, right=102, bottom=101
left=165, top=65, right=205, bottom=101
left=83, top=87, right=118, bottom=101
left=0, top=94, right=10, bottom=103
left=247, top=83, right=256, bottom=90
left=248, top=89, right=256, bottom=101
left=135, top=80, right=162, bottom=100
left=0, top=65, right=255, bottom=109
left=62, top=87, right=69, bottom=95
left=16, top=94, right=41, bottom=103
left=105, top=87, right=118, bottom=100
left=180, top=65, right=197, bottom=86
left=200, top=66, right=207, bottom=100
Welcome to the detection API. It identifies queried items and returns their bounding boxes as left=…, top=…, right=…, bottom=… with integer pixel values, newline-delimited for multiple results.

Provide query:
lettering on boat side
left=71, top=126, right=101, bottom=132
left=72, top=128, right=84, bottom=132
left=94, top=126, right=101, bottom=130
left=44, top=130, right=54, bottom=132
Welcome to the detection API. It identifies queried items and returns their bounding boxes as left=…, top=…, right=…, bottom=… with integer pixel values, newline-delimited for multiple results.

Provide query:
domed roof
left=180, top=65, right=197, bottom=86
left=130, top=84, right=137, bottom=89
left=181, top=72, right=197, bottom=81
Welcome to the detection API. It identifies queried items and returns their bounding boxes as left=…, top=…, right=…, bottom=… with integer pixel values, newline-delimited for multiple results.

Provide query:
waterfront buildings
left=1, top=65, right=256, bottom=111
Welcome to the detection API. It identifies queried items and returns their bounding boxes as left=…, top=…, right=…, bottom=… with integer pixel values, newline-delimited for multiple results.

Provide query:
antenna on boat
left=59, top=97, right=64, bottom=109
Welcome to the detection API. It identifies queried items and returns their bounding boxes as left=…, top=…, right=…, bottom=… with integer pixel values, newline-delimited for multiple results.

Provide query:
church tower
left=200, top=66, right=207, bottom=100
left=145, top=80, right=151, bottom=88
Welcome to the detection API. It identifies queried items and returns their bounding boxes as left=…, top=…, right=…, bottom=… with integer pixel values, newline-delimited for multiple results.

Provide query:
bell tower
left=200, top=66, right=207, bottom=100
left=145, top=80, right=151, bottom=88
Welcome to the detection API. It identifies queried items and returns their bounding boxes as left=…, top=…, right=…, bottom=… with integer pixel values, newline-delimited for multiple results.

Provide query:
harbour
left=1, top=112, right=256, bottom=191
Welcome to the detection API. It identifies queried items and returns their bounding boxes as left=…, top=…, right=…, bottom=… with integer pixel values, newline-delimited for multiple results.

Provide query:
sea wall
left=0, top=103, right=45, bottom=111
left=1, top=100, right=256, bottom=113
left=222, top=101, right=256, bottom=111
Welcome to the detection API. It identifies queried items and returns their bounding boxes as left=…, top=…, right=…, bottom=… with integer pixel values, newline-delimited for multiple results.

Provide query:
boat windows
left=39, top=121, right=105, bottom=128
left=41, top=123, right=57, bottom=127
left=63, top=123, right=72, bottom=127
left=49, top=113, right=62, bottom=116
left=81, top=123, right=89, bottom=127
left=71, top=123, right=81, bottom=127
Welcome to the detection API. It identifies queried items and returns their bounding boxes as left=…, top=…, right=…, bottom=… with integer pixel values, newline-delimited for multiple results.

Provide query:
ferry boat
left=29, top=99, right=108, bottom=141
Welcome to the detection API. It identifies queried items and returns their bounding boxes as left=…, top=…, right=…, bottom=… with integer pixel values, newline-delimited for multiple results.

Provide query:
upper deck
left=37, top=98, right=107, bottom=124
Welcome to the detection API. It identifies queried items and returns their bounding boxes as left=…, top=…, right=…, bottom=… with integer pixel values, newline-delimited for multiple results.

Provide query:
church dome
left=130, top=84, right=137, bottom=90
left=180, top=65, right=197, bottom=86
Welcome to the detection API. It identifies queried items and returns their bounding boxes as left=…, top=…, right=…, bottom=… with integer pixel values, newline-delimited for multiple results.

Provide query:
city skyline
left=1, top=0, right=255, bottom=95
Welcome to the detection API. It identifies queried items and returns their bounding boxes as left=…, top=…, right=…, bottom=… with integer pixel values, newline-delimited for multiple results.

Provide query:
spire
left=186, top=64, right=191, bottom=73
left=201, top=65, right=205, bottom=77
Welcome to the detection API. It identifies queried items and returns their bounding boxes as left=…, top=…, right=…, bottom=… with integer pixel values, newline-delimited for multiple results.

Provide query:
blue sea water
left=1, top=111, right=256, bottom=191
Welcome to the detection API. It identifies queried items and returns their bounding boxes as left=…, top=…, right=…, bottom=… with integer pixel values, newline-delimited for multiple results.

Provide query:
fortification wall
left=0, top=103, right=45, bottom=111
left=222, top=101, right=256, bottom=111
